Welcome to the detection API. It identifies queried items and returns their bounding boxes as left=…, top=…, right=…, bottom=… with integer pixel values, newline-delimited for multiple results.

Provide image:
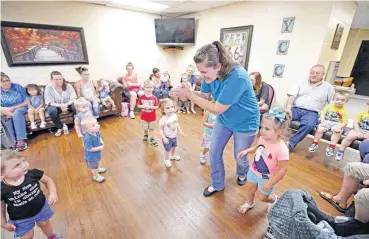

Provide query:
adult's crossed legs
left=289, top=107, right=319, bottom=147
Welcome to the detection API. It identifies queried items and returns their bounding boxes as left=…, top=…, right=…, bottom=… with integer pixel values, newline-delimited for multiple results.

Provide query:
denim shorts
left=247, top=169, right=275, bottom=195
left=163, top=137, right=177, bottom=152
left=86, top=159, right=100, bottom=169
left=9, top=201, right=54, bottom=238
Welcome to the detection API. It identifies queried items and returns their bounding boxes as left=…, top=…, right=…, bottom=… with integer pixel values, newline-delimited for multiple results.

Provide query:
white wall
left=338, top=28, right=369, bottom=77
left=173, top=1, right=356, bottom=108
left=318, top=2, right=357, bottom=71
left=1, top=1, right=174, bottom=85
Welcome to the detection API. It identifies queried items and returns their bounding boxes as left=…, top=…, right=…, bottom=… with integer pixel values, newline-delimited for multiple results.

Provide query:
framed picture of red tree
left=1, top=21, right=89, bottom=67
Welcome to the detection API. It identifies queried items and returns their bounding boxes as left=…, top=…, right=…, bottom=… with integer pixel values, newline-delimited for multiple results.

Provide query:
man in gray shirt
left=286, top=65, right=334, bottom=148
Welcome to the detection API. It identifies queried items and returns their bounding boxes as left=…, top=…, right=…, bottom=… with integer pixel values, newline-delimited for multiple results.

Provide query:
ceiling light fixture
left=111, top=0, right=169, bottom=11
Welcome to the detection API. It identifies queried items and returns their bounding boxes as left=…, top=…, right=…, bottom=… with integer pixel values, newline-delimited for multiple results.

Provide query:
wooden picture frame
left=1, top=21, right=89, bottom=67
left=220, top=25, right=253, bottom=70
left=331, top=24, right=344, bottom=50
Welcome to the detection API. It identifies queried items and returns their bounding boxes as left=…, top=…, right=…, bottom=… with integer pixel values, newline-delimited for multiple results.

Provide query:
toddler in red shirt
left=137, top=80, right=159, bottom=147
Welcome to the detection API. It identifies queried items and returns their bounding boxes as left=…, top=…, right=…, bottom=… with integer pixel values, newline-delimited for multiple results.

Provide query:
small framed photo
left=273, top=64, right=285, bottom=78
left=281, top=17, right=295, bottom=33
left=277, top=40, right=290, bottom=55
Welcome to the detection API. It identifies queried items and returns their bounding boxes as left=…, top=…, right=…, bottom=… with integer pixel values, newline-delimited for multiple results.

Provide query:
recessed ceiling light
left=112, top=0, right=169, bottom=11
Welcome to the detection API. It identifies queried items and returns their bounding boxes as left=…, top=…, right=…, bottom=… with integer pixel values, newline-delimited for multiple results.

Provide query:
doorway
left=351, top=40, right=369, bottom=96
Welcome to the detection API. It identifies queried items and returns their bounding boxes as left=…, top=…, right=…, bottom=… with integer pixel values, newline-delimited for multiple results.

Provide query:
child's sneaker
left=129, top=111, right=135, bottom=119
left=200, top=153, right=206, bottom=165
left=326, top=147, right=335, bottom=157
left=238, top=201, right=255, bottom=214
left=40, top=121, right=47, bottom=128
left=93, top=174, right=105, bottom=183
left=31, top=122, right=37, bottom=130
left=170, top=155, right=180, bottom=161
left=335, top=150, right=344, bottom=161
left=268, top=194, right=278, bottom=212
left=97, top=167, right=107, bottom=173
left=150, top=138, right=158, bottom=147
left=164, top=159, right=172, bottom=168
left=308, top=143, right=319, bottom=152
left=48, top=233, right=62, bottom=239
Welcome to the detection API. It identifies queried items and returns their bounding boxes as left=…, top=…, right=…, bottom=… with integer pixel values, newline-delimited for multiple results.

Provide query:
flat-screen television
left=155, top=18, right=195, bottom=45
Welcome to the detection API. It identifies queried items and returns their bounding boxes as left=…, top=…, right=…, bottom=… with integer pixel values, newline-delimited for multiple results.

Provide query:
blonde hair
left=193, top=41, right=234, bottom=79
left=262, top=109, right=291, bottom=142
left=74, top=97, right=89, bottom=110
left=144, top=79, right=154, bottom=87
left=186, top=65, right=195, bottom=73
left=333, top=91, right=349, bottom=102
left=98, top=78, right=107, bottom=88
left=81, top=116, right=97, bottom=132
left=161, top=98, right=174, bottom=115
left=181, top=73, right=189, bottom=81
left=1, top=150, right=22, bottom=174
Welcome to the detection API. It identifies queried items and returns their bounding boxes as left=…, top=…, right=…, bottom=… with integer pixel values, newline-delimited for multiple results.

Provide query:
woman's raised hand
left=170, top=83, right=192, bottom=99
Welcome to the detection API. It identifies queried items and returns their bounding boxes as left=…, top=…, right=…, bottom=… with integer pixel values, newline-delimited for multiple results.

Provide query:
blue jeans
left=289, top=107, right=319, bottom=147
left=359, top=139, right=369, bottom=163
left=5, top=106, right=28, bottom=142
left=154, top=88, right=161, bottom=100
left=161, top=89, right=169, bottom=98
left=89, top=99, right=100, bottom=117
left=210, top=121, right=256, bottom=190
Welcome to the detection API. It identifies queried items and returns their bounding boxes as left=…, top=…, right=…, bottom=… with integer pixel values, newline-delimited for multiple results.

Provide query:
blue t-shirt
left=83, top=132, right=102, bottom=161
left=1, top=83, right=27, bottom=107
left=200, top=66, right=260, bottom=133
left=27, top=95, right=43, bottom=108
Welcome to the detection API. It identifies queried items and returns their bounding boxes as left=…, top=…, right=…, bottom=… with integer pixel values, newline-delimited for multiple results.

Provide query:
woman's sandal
left=319, top=191, right=347, bottom=213
left=55, top=129, right=62, bottom=137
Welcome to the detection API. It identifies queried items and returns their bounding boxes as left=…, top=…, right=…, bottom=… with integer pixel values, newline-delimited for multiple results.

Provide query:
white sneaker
left=164, top=159, right=172, bottom=168
left=238, top=201, right=255, bottom=214
left=30, top=122, right=37, bottom=130
left=93, top=174, right=105, bottom=183
left=129, top=111, right=135, bottom=119
left=200, top=153, right=206, bottom=165
left=268, top=194, right=278, bottom=212
left=97, top=167, right=107, bottom=173
left=170, top=155, right=181, bottom=161
left=40, top=121, right=47, bottom=128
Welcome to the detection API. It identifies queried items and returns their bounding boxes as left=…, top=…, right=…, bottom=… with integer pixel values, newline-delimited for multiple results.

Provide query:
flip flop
left=319, top=191, right=347, bottom=213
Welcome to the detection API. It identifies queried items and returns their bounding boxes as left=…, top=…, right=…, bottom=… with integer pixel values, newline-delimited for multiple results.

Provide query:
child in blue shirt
left=25, top=84, right=47, bottom=130
left=81, top=116, right=107, bottom=183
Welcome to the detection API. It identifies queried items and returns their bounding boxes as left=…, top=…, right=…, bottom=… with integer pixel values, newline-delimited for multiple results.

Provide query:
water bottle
left=62, top=123, right=69, bottom=135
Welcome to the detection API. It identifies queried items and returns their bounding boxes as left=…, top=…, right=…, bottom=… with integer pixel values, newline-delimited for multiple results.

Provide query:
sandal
left=143, top=135, right=148, bottom=142
left=55, top=129, right=62, bottom=137
left=319, top=191, right=347, bottom=213
left=150, top=138, right=158, bottom=147
left=238, top=201, right=255, bottom=214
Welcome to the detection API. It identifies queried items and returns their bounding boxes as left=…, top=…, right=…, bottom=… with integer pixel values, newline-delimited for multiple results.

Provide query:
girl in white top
left=159, top=98, right=184, bottom=168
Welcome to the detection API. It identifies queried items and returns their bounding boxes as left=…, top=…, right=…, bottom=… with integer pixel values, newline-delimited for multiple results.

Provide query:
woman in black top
left=250, top=72, right=270, bottom=112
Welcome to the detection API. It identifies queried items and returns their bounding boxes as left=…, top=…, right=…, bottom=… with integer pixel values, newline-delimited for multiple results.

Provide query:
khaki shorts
left=141, top=120, right=156, bottom=130
left=354, top=188, right=369, bottom=209
left=319, top=121, right=341, bottom=131
left=343, top=162, right=369, bottom=182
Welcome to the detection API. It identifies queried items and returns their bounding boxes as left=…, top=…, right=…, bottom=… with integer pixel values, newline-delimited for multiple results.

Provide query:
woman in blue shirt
left=171, top=41, right=260, bottom=196
left=0, top=72, right=28, bottom=151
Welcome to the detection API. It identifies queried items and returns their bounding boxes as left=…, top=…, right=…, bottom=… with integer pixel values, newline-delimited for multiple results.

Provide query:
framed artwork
left=281, top=17, right=295, bottom=33
left=331, top=24, right=344, bottom=50
left=1, top=21, right=89, bottom=67
left=277, top=40, right=290, bottom=55
left=220, top=25, right=253, bottom=70
left=273, top=64, right=285, bottom=78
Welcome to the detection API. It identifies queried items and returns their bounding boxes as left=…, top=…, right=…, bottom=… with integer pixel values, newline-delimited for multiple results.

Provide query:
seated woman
left=44, top=71, right=77, bottom=136
left=0, top=72, right=28, bottom=151
left=120, top=62, right=144, bottom=119
left=250, top=72, right=269, bottom=112
left=150, top=68, right=162, bottom=100
left=74, top=66, right=100, bottom=118
left=319, top=161, right=369, bottom=224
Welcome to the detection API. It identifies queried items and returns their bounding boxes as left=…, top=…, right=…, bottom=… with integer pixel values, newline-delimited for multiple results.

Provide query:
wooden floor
left=2, top=112, right=351, bottom=239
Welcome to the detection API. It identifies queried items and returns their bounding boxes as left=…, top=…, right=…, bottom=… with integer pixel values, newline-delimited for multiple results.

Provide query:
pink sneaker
left=48, top=233, right=62, bottom=239
left=16, top=140, right=27, bottom=151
